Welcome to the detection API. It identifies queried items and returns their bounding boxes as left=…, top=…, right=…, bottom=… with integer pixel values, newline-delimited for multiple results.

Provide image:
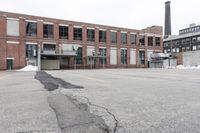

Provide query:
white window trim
left=42, top=42, right=56, bottom=44
left=121, top=48, right=127, bottom=50
left=7, top=57, right=14, bottom=60
left=99, top=29, right=106, bottom=31
left=43, top=22, right=54, bottom=25
left=87, top=27, right=95, bottom=30
left=130, top=32, right=136, bottom=35
left=110, top=30, right=117, bottom=32
left=7, top=17, right=19, bottom=21
left=37, top=19, right=43, bottom=22
left=59, top=24, right=69, bottom=27
left=74, top=26, right=82, bottom=28
left=7, top=41, right=19, bottom=44
left=26, top=42, right=38, bottom=45
left=121, top=31, right=127, bottom=33
left=26, top=20, right=37, bottom=23
left=99, top=46, right=106, bottom=49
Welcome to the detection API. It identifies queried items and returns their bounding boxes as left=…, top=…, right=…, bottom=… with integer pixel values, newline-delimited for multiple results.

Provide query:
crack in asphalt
left=47, top=93, right=111, bottom=133
left=35, top=71, right=114, bottom=133
left=72, top=95, right=118, bottom=133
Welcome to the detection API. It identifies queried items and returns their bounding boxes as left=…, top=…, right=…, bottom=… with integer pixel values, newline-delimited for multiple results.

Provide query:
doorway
left=7, top=59, right=13, bottom=70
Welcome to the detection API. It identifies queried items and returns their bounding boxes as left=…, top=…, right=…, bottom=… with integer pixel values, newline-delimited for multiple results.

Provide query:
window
left=130, top=34, right=136, bottom=45
left=139, top=35, right=145, bottom=46
left=181, top=39, right=186, bottom=45
left=76, top=47, right=82, bottom=64
left=7, top=19, right=19, bottom=36
left=148, top=37, right=153, bottom=46
left=121, top=33, right=127, bottom=44
left=176, top=41, right=180, bottom=46
left=121, top=49, right=127, bottom=64
left=26, top=44, right=37, bottom=58
left=164, top=43, right=169, bottom=47
left=186, top=38, right=191, bottom=44
left=99, top=48, right=106, bottom=64
left=26, top=22, right=37, bottom=37
left=177, top=48, right=180, bottom=53
left=59, top=26, right=68, bottom=39
left=43, top=44, right=56, bottom=51
left=110, top=31, right=117, bottom=43
left=87, top=29, right=95, bottom=41
left=99, top=30, right=106, bottom=42
left=43, top=24, right=54, bottom=38
left=156, top=37, right=161, bottom=46
left=139, top=51, right=145, bottom=65
left=74, top=27, right=82, bottom=41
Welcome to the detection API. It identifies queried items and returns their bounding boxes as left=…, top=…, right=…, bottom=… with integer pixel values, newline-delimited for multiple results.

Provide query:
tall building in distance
left=0, top=11, right=163, bottom=70
left=164, top=1, right=172, bottom=39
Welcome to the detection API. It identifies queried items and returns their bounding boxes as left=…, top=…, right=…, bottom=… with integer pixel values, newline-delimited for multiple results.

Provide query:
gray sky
left=1, top=0, right=200, bottom=35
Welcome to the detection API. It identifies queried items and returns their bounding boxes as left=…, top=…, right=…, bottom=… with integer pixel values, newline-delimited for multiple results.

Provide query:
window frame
left=59, top=26, right=68, bottom=39
left=87, top=29, right=95, bottom=42
left=26, top=22, right=37, bottom=37
left=43, top=24, right=54, bottom=38
left=110, top=31, right=117, bottom=44
left=74, top=27, right=82, bottom=41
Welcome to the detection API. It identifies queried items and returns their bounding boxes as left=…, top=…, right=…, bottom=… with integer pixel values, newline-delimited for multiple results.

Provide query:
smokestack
left=164, top=1, right=171, bottom=38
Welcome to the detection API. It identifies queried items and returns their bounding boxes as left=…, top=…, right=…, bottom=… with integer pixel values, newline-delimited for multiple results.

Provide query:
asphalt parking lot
left=1, top=69, right=200, bottom=133
left=0, top=71, right=61, bottom=133
left=48, top=69, right=200, bottom=133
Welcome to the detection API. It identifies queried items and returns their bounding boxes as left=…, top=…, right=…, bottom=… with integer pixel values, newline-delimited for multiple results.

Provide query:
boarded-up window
left=130, top=49, right=136, bottom=64
left=7, top=19, right=19, bottom=36
left=110, top=47, right=117, bottom=64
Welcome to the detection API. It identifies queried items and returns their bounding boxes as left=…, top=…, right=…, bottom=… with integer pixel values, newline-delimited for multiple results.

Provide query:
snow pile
left=18, top=65, right=38, bottom=71
left=176, top=65, right=200, bottom=69
left=165, top=66, right=176, bottom=69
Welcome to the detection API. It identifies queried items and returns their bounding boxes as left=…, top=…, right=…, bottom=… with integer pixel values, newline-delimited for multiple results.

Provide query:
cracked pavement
left=47, top=69, right=200, bottom=133
left=0, top=72, right=61, bottom=133
left=1, top=69, right=200, bottom=133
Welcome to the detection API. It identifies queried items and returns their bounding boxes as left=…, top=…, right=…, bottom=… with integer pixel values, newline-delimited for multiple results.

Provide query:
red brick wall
left=0, top=15, right=7, bottom=69
left=0, top=11, right=163, bottom=70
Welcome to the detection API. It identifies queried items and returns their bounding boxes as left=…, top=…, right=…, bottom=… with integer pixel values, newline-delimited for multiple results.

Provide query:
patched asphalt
left=35, top=71, right=111, bottom=133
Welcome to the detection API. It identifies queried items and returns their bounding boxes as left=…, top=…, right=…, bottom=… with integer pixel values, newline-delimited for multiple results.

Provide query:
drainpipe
left=37, top=44, right=41, bottom=71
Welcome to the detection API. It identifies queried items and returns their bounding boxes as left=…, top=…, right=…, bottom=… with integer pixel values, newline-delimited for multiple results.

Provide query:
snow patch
left=18, top=65, right=38, bottom=71
left=176, top=65, right=200, bottom=69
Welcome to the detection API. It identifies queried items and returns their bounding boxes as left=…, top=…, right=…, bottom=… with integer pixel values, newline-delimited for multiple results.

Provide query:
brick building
left=0, top=11, right=163, bottom=70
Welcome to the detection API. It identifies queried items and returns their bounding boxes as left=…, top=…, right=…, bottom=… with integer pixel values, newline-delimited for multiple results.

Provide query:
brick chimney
left=164, top=1, right=171, bottom=38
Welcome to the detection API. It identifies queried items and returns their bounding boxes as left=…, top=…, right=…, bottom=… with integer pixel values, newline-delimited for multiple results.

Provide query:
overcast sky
left=1, top=0, right=200, bottom=35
